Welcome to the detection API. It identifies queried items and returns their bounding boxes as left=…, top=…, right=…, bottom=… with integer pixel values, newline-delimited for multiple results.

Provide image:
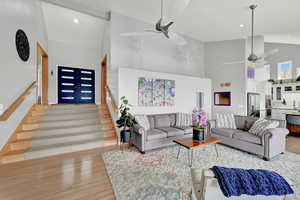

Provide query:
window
left=278, top=61, right=292, bottom=80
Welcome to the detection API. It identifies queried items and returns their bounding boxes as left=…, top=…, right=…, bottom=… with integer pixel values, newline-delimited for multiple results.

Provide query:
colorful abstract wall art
left=138, top=77, right=175, bottom=107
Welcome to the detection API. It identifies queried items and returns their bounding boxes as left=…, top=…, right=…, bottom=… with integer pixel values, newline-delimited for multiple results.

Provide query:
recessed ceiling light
left=73, top=18, right=79, bottom=24
left=240, top=24, right=245, bottom=28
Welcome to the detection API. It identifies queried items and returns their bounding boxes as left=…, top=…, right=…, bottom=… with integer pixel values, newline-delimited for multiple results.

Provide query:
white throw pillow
left=248, top=119, right=279, bottom=136
left=216, top=113, right=237, bottom=129
left=135, top=115, right=150, bottom=131
left=176, top=113, right=192, bottom=127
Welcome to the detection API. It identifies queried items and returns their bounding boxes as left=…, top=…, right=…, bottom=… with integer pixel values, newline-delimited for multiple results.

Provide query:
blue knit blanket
left=211, top=166, right=294, bottom=197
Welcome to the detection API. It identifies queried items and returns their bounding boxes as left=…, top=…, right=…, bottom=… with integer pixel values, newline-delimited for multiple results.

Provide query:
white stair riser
left=35, top=125, right=102, bottom=137
left=31, top=132, right=103, bottom=147
left=38, top=119, right=100, bottom=129
left=25, top=140, right=116, bottom=160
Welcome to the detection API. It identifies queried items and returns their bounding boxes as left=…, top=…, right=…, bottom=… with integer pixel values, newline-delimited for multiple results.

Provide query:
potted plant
left=192, top=108, right=208, bottom=141
left=116, top=96, right=137, bottom=143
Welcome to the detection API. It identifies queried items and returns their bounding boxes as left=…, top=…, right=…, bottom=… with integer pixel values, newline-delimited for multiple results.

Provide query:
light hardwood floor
left=0, top=138, right=299, bottom=200
left=0, top=145, right=117, bottom=200
left=286, top=136, right=300, bottom=154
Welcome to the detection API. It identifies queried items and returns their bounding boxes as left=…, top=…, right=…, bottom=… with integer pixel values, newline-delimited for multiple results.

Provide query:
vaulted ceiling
left=42, top=2, right=106, bottom=48
left=43, top=0, right=300, bottom=43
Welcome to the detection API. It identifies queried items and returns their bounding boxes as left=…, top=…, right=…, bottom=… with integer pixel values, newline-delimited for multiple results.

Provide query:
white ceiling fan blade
left=224, top=61, right=245, bottom=65
left=168, top=32, right=187, bottom=45
left=165, top=0, right=191, bottom=21
left=120, top=31, right=159, bottom=37
left=263, top=48, right=279, bottom=58
left=255, top=59, right=269, bottom=65
left=144, top=30, right=160, bottom=33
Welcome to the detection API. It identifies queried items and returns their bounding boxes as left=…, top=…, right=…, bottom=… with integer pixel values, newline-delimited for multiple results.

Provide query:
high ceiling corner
left=42, top=0, right=300, bottom=43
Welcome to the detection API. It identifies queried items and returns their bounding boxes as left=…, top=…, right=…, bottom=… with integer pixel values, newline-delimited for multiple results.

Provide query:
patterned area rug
left=102, top=144, right=300, bottom=200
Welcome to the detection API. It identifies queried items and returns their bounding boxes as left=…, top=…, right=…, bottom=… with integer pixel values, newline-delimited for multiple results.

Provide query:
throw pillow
left=248, top=119, right=280, bottom=136
left=176, top=113, right=192, bottom=127
left=216, top=113, right=237, bottom=129
left=135, top=115, right=150, bottom=131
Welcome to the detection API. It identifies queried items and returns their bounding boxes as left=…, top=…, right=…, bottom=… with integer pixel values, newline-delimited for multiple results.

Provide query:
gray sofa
left=132, top=113, right=193, bottom=153
left=208, top=115, right=289, bottom=161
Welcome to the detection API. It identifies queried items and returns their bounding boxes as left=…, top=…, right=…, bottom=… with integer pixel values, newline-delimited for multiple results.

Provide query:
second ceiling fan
left=120, top=0, right=190, bottom=45
left=224, top=4, right=279, bottom=65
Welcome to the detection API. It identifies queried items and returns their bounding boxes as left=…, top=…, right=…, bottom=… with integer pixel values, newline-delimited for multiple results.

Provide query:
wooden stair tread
left=27, top=136, right=109, bottom=152
left=2, top=149, right=27, bottom=156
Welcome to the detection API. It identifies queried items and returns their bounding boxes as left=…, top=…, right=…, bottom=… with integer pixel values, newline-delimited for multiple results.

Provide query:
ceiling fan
left=248, top=5, right=261, bottom=63
left=120, top=0, right=190, bottom=45
left=224, top=5, right=279, bottom=65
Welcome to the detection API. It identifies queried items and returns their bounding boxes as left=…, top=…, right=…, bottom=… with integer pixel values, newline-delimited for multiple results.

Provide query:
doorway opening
left=36, top=42, right=49, bottom=105
left=101, top=55, right=107, bottom=105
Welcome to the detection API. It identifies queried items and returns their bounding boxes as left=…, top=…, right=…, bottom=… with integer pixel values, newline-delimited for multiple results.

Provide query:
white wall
left=205, top=39, right=247, bottom=116
left=48, top=40, right=102, bottom=104
left=42, top=3, right=106, bottom=104
left=0, top=0, right=48, bottom=150
left=110, top=12, right=206, bottom=105
left=265, top=42, right=300, bottom=80
left=119, top=68, right=212, bottom=118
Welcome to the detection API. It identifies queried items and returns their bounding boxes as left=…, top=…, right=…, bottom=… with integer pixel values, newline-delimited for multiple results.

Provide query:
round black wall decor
left=15, top=29, right=30, bottom=62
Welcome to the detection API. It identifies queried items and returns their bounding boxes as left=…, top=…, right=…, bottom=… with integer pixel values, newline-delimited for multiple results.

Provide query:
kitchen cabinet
left=276, top=87, right=281, bottom=100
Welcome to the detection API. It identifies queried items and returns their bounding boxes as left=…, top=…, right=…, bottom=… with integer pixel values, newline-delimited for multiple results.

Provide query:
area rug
left=102, top=144, right=300, bottom=200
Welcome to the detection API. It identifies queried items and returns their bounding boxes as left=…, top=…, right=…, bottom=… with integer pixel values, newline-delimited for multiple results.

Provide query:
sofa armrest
left=207, top=120, right=216, bottom=135
left=262, top=128, right=289, bottom=139
left=132, top=124, right=146, bottom=153
left=133, top=124, right=145, bottom=135
left=262, top=128, right=289, bottom=160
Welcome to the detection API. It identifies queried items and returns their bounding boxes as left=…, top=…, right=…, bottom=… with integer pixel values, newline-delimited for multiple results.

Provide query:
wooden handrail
left=0, top=81, right=37, bottom=121
left=105, top=85, right=118, bottom=114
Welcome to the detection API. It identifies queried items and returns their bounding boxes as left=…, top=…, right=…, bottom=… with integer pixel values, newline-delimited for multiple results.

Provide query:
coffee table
left=173, top=136, right=222, bottom=167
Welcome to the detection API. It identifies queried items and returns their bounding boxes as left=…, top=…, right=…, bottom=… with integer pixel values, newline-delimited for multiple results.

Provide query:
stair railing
left=105, top=85, right=118, bottom=114
left=0, top=81, right=36, bottom=121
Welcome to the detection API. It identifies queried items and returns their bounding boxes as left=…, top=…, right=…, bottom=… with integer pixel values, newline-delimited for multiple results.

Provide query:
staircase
left=1, top=104, right=117, bottom=164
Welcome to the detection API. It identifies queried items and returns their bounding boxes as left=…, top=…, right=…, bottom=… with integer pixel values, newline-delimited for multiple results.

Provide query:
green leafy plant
left=116, top=96, right=137, bottom=131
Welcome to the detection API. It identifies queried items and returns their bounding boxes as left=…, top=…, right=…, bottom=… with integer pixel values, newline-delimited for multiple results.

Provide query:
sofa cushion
left=244, top=118, right=258, bottom=131
left=175, top=126, right=193, bottom=135
left=234, top=116, right=258, bottom=131
left=146, top=129, right=167, bottom=141
left=211, top=128, right=237, bottom=138
left=158, top=127, right=184, bottom=137
left=155, top=115, right=171, bottom=128
left=234, top=115, right=247, bottom=130
left=233, top=131, right=262, bottom=145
